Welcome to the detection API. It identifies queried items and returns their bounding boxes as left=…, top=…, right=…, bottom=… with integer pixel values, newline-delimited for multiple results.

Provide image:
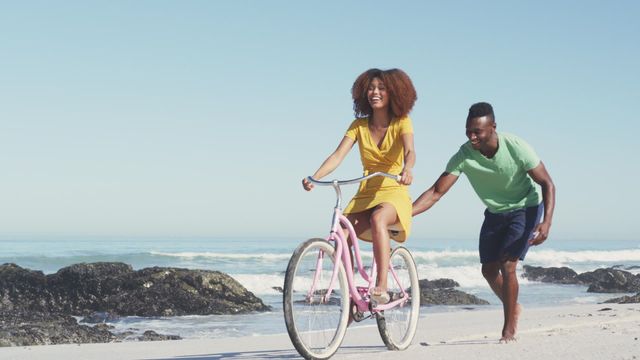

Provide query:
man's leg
left=499, top=258, right=520, bottom=342
left=482, top=259, right=522, bottom=342
left=481, top=261, right=503, bottom=301
left=496, top=205, right=542, bottom=341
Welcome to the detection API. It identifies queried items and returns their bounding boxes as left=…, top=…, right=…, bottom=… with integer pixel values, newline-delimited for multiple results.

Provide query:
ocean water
left=1, top=236, right=639, bottom=339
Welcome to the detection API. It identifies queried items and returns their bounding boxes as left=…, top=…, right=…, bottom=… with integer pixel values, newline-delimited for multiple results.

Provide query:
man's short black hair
left=467, top=102, right=495, bottom=122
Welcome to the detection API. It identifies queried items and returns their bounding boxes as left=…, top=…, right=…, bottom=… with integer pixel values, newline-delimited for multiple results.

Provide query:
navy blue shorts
left=478, top=203, right=543, bottom=264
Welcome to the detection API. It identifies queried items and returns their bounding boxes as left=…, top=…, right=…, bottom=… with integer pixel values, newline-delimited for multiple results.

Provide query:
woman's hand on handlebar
left=399, top=168, right=413, bottom=185
left=302, top=177, right=314, bottom=191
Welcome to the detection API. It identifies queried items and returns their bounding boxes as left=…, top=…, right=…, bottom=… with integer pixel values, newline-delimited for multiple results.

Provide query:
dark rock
left=419, top=288, right=490, bottom=306
left=272, top=286, right=284, bottom=293
left=80, top=312, right=121, bottom=324
left=104, top=266, right=271, bottom=316
left=0, top=262, right=272, bottom=347
left=419, top=278, right=460, bottom=289
left=603, top=292, right=640, bottom=304
left=93, top=323, right=115, bottom=331
left=47, top=262, right=133, bottom=315
left=578, top=268, right=640, bottom=293
left=137, top=330, right=181, bottom=341
left=0, top=263, right=53, bottom=313
left=0, top=310, right=115, bottom=347
left=522, top=265, right=581, bottom=284
left=415, top=278, right=489, bottom=305
left=114, top=330, right=136, bottom=339
left=524, top=266, right=640, bottom=293
left=0, top=263, right=271, bottom=317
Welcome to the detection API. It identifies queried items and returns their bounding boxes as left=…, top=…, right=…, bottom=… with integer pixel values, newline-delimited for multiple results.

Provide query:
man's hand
left=529, top=221, right=551, bottom=245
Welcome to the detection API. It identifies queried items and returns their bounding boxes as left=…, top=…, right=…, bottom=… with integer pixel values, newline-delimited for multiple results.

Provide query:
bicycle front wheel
left=376, top=246, right=420, bottom=350
left=283, top=238, right=349, bottom=360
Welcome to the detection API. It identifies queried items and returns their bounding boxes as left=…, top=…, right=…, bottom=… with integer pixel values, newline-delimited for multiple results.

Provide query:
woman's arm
left=400, top=133, right=415, bottom=185
left=302, top=136, right=355, bottom=191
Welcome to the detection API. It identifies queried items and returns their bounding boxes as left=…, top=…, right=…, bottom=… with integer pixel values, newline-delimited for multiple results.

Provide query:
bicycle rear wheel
left=283, top=238, right=349, bottom=360
left=376, top=246, right=420, bottom=350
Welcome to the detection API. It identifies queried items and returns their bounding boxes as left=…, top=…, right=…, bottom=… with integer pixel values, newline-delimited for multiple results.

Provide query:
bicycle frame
left=306, top=172, right=410, bottom=313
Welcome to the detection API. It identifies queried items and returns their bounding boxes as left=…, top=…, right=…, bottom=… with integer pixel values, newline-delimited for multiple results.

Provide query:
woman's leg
left=369, top=203, right=398, bottom=293
left=344, top=211, right=372, bottom=270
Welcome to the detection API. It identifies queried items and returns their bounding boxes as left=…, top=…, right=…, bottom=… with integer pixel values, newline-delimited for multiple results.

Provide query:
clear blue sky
left=1, top=1, right=638, bottom=242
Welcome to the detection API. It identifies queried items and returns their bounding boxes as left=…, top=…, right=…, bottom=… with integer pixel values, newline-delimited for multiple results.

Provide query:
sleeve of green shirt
left=445, top=148, right=465, bottom=176
left=512, top=136, right=541, bottom=171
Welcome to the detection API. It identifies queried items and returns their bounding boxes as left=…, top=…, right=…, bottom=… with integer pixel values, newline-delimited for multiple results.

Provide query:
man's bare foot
left=500, top=303, right=522, bottom=343
left=499, top=334, right=517, bottom=343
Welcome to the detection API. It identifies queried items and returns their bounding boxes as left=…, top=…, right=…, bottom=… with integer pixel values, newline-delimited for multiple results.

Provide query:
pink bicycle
left=283, top=172, right=420, bottom=359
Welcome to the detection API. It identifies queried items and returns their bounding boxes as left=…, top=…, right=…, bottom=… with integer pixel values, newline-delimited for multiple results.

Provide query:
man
left=412, top=102, right=555, bottom=342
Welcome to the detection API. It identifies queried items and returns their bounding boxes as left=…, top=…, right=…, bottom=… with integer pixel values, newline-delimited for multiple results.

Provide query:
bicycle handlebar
left=307, top=172, right=401, bottom=186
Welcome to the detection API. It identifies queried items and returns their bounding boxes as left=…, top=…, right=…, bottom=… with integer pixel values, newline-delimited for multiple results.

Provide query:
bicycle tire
left=376, top=246, right=420, bottom=350
left=283, top=238, right=350, bottom=359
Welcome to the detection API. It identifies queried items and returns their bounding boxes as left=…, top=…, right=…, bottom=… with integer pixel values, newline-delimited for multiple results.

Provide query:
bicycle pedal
left=350, top=301, right=365, bottom=322
left=352, top=311, right=365, bottom=322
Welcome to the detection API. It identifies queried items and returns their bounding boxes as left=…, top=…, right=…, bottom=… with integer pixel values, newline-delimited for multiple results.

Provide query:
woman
left=302, top=68, right=417, bottom=304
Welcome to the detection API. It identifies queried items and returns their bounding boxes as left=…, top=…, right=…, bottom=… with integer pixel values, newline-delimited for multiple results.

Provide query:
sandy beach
left=1, top=303, right=638, bottom=360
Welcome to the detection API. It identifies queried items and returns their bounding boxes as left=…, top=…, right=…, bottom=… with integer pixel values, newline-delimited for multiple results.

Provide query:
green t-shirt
left=445, top=132, right=542, bottom=213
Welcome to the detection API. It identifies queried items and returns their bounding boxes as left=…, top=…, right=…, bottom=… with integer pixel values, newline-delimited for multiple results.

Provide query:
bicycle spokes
left=283, top=239, right=349, bottom=359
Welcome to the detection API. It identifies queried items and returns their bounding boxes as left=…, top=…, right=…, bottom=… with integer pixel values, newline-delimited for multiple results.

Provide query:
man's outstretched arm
left=412, top=172, right=459, bottom=216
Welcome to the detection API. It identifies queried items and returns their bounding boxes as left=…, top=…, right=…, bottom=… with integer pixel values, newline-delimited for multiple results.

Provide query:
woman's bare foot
left=370, top=287, right=390, bottom=305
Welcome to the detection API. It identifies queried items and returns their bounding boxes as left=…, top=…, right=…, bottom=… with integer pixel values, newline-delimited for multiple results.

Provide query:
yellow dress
left=343, top=116, right=413, bottom=242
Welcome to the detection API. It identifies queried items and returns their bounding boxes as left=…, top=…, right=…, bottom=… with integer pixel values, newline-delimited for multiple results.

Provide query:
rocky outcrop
left=419, top=278, right=460, bottom=289
left=138, top=330, right=182, bottom=341
left=0, top=263, right=53, bottom=313
left=416, top=278, right=490, bottom=306
left=522, top=265, right=640, bottom=293
left=420, top=288, right=490, bottom=305
left=577, top=268, right=640, bottom=293
left=0, top=310, right=115, bottom=347
left=100, top=266, right=271, bottom=316
left=522, top=265, right=582, bottom=284
left=0, top=262, right=271, bottom=347
left=80, top=312, right=121, bottom=324
left=603, top=292, right=640, bottom=304
left=46, top=262, right=134, bottom=315
left=1, top=262, right=271, bottom=316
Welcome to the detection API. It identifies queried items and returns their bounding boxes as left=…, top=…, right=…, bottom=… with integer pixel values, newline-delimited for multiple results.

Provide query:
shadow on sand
left=142, top=345, right=388, bottom=359
left=141, top=349, right=299, bottom=360
left=420, top=339, right=500, bottom=346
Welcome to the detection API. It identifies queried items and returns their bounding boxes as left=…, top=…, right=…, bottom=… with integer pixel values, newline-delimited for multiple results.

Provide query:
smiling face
left=367, top=77, right=389, bottom=111
left=466, top=115, right=497, bottom=154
